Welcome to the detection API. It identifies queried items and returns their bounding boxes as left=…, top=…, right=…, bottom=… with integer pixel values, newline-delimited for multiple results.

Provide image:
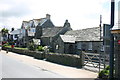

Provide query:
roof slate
left=22, top=18, right=47, bottom=30
left=33, top=18, right=47, bottom=27
left=65, top=27, right=101, bottom=41
left=21, top=21, right=29, bottom=29
left=10, top=29, right=21, bottom=35
left=42, top=27, right=63, bottom=37
left=60, top=35, right=76, bottom=43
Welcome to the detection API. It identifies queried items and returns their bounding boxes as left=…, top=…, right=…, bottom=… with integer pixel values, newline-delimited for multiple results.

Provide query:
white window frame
left=56, top=45, right=59, bottom=50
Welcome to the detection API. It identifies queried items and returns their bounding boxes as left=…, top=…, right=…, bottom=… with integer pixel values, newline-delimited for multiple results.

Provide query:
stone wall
left=114, top=33, right=120, bottom=79
left=2, top=47, right=82, bottom=68
left=76, top=41, right=104, bottom=54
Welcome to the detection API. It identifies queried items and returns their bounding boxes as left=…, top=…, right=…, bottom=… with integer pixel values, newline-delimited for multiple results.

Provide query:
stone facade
left=114, top=33, right=120, bottom=79
left=35, top=19, right=55, bottom=39
left=55, top=27, right=104, bottom=54
left=112, top=29, right=120, bottom=79
left=55, top=39, right=76, bottom=54
left=76, top=41, right=103, bottom=54
left=35, top=20, right=72, bottom=52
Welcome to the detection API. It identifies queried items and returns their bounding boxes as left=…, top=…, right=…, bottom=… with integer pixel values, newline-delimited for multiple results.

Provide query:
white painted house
left=9, top=29, right=21, bottom=40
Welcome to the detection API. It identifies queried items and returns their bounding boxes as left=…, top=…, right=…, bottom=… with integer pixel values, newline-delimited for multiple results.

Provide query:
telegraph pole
left=99, top=15, right=102, bottom=72
left=109, top=0, right=115, bottom=79
left=100, top=15, right=102, bottom=41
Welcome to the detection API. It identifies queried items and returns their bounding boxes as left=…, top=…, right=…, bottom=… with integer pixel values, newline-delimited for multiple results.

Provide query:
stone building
left=20, top=14, right=55, bottom=47
left=35, top=20, right=72, bottom=52
left=55, top=35, right=76, bottom=54
left=111, top=29, right=120, bottom=79
left=55, top=27, right=104, bottom=54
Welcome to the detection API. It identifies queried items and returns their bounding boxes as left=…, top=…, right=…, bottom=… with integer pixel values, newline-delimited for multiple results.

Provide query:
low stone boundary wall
left=46, top=53, right=81, bottom=67
left=2, top=47, right=82, bottom=68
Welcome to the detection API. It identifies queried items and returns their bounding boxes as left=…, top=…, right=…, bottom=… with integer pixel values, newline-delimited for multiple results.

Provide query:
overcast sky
left=0, top=0, right=119, bottom=30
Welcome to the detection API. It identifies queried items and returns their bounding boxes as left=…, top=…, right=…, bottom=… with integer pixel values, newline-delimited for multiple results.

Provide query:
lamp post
left=109, top=0, right=115, bottom=79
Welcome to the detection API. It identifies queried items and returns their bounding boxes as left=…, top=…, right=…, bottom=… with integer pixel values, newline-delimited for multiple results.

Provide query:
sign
left=103, top=24, right=111, bottom=45
left=118, top=40, right=120, bottom=45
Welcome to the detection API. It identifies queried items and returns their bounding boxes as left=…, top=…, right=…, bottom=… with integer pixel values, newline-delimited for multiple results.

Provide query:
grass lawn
left=4, top=46, right=28, bottom=50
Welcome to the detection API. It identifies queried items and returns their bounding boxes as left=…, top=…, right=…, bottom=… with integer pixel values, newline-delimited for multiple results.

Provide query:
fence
left=82, top=51, right=109, bottom=72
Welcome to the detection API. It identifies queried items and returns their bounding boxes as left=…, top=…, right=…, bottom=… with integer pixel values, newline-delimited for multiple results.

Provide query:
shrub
left=106, top=66, right=110, bottom=70
left=2, top=42, right=9, bottom=47
left=37, top=46, right=44, bottom=51
left=28, top=42, right=36, bottom=51
left=98, top=66, right=110, bottom=79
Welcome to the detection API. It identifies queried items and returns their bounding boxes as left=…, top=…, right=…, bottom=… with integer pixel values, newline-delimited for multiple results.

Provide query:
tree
left=1, top=28, right=9, bottom=37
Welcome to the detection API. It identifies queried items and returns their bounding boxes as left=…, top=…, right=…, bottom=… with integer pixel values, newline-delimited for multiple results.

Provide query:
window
left=88, top=42, right=92, bottom=50
left=31, top=28, right=35, bottom=33
left=10, top=35, right=13, bottom=39
left=56, top=45, right=59, bottom=49
left=101, top=42, right=104, bottom=51
left=77, top=42, right=82, bottom=49
left=15, top=34, right=18, bottom=38
left=50, top=37, right=52, bottom=43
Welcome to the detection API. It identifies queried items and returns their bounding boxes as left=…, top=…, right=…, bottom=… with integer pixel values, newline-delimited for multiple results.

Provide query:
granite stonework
left=113, top=31, right=120, bottom=79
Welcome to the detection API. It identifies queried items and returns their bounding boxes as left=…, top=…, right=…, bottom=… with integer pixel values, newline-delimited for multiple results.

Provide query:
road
left=0, top=53, right=65, bottom=78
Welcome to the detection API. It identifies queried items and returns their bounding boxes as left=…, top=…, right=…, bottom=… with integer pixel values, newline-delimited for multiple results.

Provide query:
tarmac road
left=0, top=50, right=98, bottom=80
left=0, top=53, right=65, bottom=78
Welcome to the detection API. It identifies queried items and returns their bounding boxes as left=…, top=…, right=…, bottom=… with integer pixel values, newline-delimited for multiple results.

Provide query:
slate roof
left=26, top=18, right=48, bottom=37
left=21, top=21, right=29, bottom=29
left=65, top=27, right=102, bottom=41
left=22, top=18, right=47, bottom=30
left=10, top=29, right=21, bottom=35
left=60, top=35, right=76, bottom=43
left=42, top=27, right=63, bottom=37
left=33, top=18, right=47, bottom=27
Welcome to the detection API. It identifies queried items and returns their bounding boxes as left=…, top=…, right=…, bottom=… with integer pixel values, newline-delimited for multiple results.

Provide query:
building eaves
left=60, top=35, right=76, bottom=43
left=10, top=29, right=21, bottom=35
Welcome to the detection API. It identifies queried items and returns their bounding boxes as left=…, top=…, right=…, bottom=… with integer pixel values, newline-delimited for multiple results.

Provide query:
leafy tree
left=1, top=28, right=9, bottom=37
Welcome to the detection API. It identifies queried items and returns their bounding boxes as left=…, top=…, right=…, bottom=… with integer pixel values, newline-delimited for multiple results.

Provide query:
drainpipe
left=109, top=0, right=115, bottom=79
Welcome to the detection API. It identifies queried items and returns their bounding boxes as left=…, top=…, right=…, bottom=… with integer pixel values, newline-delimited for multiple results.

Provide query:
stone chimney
left=63, top=19, right=70, bottom=27
left=46, top=14, right=51, bottom=19
left=11, top=28, right=14, bottom=32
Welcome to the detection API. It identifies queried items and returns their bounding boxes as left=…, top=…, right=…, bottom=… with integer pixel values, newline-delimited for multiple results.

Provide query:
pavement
left=1, top=50, right=98, bottom=78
